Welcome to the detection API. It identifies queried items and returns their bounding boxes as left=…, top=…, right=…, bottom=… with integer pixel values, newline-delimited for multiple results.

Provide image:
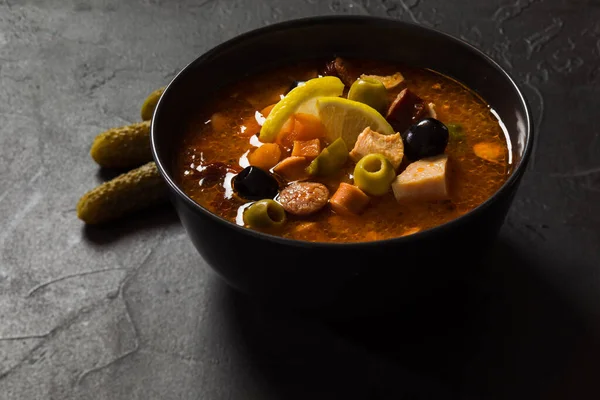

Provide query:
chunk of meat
left=330, top=183, right=370, bottom=216
left=386, top=89, right=433, bottom=133
left=291, top=138, right=321, bottom=159
left=360, top=72, right=405, bottom=89
left=322, top=57, right=369, bottom=86
left=473, top=142, right=504, bottom=163
left=272, top=156, right=311, bottom=182
left=278, top=182, right=329, bottom=216
left=391, top=154, right=450, bottom=203
left=349, top=127, right=404, bottom=170
left=330, top=57, right=360, bottom=86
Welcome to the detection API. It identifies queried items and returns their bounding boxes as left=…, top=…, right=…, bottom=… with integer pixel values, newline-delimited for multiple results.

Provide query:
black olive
left=401, top=118, right=449, bottom=160
left=232, top=166, right=279, bottom=200
left=287, top=80, right=306, bottom=93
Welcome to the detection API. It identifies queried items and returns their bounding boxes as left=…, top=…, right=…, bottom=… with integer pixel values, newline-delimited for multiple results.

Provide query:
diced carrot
left=293, top=113, right=326, bottom=141
left=211, top=112, right=229, bottom=133
left=272, top=156, right=310, bottom=181
left=238, top=115, right=260, bottom=137
left=291, top=138, right=321, bottom=159
left=276, top=115, right=298, bottom=149
left=247, top=143, right=281, bottom=170
left=473, top=142, right=504, bottom=163
left=329, top=182, right=370, bottom=216
left=261, top=103, right=276, bottom=118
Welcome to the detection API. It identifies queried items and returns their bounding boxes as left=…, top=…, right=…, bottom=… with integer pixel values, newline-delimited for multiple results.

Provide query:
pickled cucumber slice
left=76, top=161, right=168, bottom=224
left=140, top=87, right=165, bottom=121
left=90, top=120, right=152, bottom=168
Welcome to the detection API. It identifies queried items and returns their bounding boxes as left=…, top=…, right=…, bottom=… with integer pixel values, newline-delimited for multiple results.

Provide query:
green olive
left=353, top=153, right=396, bottom=196
left=348, top=78, right=388, bottom=114
left=243, top=199, right=287, bottom=229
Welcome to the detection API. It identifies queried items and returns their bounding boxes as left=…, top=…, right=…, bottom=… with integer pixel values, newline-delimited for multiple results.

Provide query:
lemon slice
left=259, top=76, right=344, bottom=142
left=316, top=97, right=395, bottom=149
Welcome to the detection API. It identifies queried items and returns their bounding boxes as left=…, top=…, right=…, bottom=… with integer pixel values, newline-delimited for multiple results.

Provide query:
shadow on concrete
left=82, top=203, right=179, bottom=245
left=218, top=236, right=600, bottom=399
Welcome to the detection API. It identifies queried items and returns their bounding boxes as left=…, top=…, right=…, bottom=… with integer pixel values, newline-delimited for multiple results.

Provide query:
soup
left=175, top=57, right=511, bottom=242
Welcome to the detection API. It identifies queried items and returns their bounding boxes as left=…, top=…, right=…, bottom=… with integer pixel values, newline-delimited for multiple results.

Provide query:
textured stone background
left=1, top=0, right=599, bottom=399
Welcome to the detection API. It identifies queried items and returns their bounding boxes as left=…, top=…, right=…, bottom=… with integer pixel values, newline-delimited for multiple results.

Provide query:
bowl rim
left=151, top=15, right=534, bottom=249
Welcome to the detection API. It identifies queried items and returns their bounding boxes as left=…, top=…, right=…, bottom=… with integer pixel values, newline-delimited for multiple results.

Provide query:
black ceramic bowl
left=151, top=16, right=533, bottom=313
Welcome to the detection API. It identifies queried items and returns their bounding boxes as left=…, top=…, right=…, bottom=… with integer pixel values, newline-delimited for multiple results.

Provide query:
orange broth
left=175, top=59, right=510, bottom=242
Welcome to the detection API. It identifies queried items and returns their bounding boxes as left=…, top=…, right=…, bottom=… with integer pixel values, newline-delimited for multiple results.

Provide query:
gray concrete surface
left=1, top=0, right=599, bottom=399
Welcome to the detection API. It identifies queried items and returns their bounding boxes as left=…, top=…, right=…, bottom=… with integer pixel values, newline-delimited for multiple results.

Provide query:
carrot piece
left=261, top=103, right=276, bottom=118
left=473, top=142, right=504, bottom=163
left=247, top=143, right=282, bottom=170
left=293, top=113, right=326, bottom=141
left=272, top=156, right=310, bottom=181
left=291, top=138, right=321, bottom=159
left=239, top=115, right=260, bottom=137
left=276, top=115, right=298, bottom=148
left=329, top=182, right=370, bottom=216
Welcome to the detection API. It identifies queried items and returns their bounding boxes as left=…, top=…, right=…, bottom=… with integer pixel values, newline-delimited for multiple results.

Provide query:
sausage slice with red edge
left=278, top=182, right=329, bottom=216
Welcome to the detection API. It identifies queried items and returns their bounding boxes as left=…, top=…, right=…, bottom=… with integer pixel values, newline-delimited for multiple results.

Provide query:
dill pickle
left=90, top=120, right=151, bottom=168
left=76, top=161, right=168, bottom=224
left=140, top=87, right=165, bottom=121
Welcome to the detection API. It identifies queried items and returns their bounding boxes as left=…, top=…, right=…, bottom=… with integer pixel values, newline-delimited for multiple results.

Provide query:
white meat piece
left=392, top=154, right=450, bottom=203
left=349, top=127, right=404, bottom=169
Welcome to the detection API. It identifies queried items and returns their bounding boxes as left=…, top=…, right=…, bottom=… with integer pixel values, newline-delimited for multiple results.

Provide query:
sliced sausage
left=278, top=182, right=329, bottom=216
left=386, top=88, right=431, bottom=134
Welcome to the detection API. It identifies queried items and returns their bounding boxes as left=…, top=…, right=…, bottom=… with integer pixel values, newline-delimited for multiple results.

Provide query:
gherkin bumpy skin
left=76, top=161, right=168, bottom=224
left=140, top=87, right=165, bottom=121
left=89, top=120, right=152, bottom=168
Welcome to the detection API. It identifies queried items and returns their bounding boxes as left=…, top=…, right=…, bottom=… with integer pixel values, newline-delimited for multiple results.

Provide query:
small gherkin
left=76, top=161, right=168, bottom=225
left=89, top=120, right=152, bottom=168
left=140, top=87, right=165, bottom=121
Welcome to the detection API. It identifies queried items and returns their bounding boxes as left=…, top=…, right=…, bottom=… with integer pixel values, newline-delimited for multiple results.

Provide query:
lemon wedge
left=316, top=97, right=395, bottom=149
left=259, top=76, right=344, bottom=142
